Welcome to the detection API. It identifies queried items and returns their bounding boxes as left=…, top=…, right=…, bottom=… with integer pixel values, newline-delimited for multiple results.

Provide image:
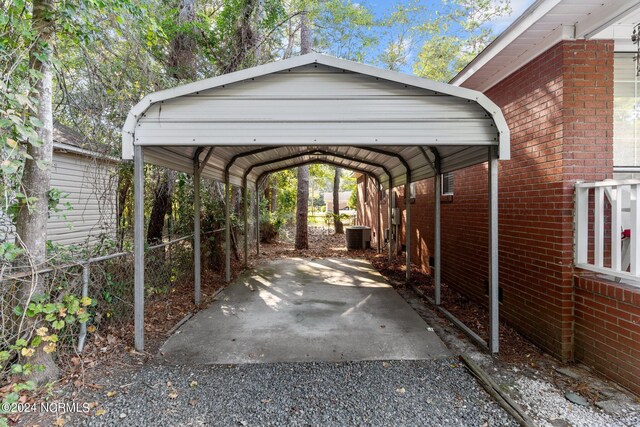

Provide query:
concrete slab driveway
left=159, top=257, right=450, bottom=364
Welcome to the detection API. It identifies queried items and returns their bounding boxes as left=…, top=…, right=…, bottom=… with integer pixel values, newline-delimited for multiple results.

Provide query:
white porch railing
left=575, top=179, right=640, bottom=282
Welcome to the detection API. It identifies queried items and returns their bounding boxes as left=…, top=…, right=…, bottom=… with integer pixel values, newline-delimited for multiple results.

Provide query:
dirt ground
left=6, top=224, right=640, bottom=426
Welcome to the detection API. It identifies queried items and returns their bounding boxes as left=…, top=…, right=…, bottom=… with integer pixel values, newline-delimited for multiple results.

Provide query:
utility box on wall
left=391, top=208, right=401, bottom=225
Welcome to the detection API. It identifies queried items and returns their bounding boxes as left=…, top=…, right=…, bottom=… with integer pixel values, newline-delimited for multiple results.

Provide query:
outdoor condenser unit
left=345, top=226, right=371, bottom=250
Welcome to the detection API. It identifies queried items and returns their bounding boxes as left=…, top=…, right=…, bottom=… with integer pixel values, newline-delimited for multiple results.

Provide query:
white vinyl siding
left=46, top=152, right=117, bottom=247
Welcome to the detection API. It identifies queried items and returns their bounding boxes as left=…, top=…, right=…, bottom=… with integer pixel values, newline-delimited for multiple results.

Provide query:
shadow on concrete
left=159, top=258, right=450, bottom=364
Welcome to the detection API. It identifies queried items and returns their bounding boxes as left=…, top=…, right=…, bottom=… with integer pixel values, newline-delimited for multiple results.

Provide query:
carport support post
left=255, top=182, right=260, bottom=255
left=376, top=184, right=381, bottom=253
left=243, top=183, right=248, bottom=268
left=225, top=177, right=231, bottom=282
left=388, top=179, right=393, bottom=263
left=193, top=159, right=201, bottom=305
left=133, top=145, right=144, bottom=351
left=405, top=175, right=411, bottom=282
left=488, top=146, right=499, bottom=354
left=434, top=170, right=441, bottom=305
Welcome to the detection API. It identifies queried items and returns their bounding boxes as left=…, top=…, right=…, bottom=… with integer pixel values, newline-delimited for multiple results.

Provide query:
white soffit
left=122, top=53, right=510, bottom=188
left=452, top=0, right=640, bottom=92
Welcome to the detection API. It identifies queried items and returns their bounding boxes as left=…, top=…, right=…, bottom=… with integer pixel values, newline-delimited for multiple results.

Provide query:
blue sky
left=363, top=0, right=535, bottom=35
left=350, top=0, right=537, bottom=74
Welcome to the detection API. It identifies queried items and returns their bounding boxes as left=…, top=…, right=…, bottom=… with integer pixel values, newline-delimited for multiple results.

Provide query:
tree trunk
left=147, top=170, right=174, bottom=244
left=117, top=166, right=132, bottom=250
left=270, top=178, right=277, bottom=213
left=168, top=0, right=197, bottom=81
left=295, top=11, right=312, bottom=249
left=295, top=165, right=309, bottom=249
left=300, top=10, right=312, bottom=54
left=148, top=0, right=198, bottom=244
left=225, top=0, right=259, bottom=73
left=15, top=0, right=59, bottom=384
left=333, top=168, right=344, bottom=234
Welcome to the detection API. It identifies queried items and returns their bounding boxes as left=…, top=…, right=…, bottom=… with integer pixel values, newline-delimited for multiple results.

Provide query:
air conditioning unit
left=345, top=226, right=371, bottom=250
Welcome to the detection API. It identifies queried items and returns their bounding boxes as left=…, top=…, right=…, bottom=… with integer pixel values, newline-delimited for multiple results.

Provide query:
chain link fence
left=0, top=228, right=226, bottom=379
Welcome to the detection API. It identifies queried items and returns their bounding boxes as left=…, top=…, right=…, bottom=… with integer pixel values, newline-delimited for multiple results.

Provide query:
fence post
left=77, top=262, right=90, bottom=353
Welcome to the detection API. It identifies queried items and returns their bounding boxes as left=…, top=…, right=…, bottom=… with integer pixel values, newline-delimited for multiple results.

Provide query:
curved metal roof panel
left=123, top=53, right=509, bottom=189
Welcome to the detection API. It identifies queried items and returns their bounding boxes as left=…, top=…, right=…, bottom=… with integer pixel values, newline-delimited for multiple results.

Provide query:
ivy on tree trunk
left=15, top=0, right=59, bottom=385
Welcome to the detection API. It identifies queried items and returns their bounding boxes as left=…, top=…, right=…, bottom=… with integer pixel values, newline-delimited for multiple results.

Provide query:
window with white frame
left=613, top=53, right=640, bottom=178
left=442, top=172, right=454, bottom=195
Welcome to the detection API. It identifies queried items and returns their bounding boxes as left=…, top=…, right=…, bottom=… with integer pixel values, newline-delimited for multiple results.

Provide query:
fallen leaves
left=395, top=387, right=406, bottom=394
left=167, top=381, right=178, bottom=399
left=106, top=390, right=117, bottom=398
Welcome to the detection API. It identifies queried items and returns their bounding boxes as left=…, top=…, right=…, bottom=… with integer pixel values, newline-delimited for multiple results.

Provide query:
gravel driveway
left=78, top=358, right=516, bottom=426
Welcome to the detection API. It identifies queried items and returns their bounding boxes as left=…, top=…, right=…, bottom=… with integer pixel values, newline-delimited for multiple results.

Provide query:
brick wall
left=357, top=176, right=436, bottom=270
left=357, top=40, right=615, bottom=362
left=574, top=273, right=640, bottom=395
left=356, top=175, right=384, bottom=249
left=434, top=40, right=613, bottom=360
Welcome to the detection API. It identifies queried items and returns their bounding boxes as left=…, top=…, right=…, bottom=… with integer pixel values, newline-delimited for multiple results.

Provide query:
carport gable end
left=121, top=53, right=510, bottom=168
left=123, top=53, right=510, bottom=355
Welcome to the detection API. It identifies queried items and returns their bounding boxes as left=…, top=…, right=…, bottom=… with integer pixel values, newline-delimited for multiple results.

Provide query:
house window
left=409, top=182, right=416, bottom=200
left=613, top=53, right=640, bottom=178
left=442, top=172, right=454, bottom=195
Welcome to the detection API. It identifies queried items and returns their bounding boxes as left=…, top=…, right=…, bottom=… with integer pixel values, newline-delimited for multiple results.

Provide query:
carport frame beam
left=194, top=152, right=202, bottom=305
left=225, top=175, right=231, bottom=282
left=405, top=172, right=411, bottom=282
left=377, top=183, right=382, bottom=253
left=256, top=181, right=260, bottom=255
left=243, top=180, right=249, bottom=268
left=433, top=149, right=442, bottom=306
left=134, top=145, right=145, bottom=352
left=489, top=146, right=499, bottom=354
left=388, top=178, right=393, bottom=263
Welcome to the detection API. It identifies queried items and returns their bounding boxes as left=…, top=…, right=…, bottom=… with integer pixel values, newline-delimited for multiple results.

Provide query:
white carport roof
left=125, top=53, right=509, bottom=355
left=122, top=53, right=510, bottom=189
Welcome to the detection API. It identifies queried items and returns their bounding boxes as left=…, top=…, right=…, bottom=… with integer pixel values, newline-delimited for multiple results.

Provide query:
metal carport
left=121, top=53, right=510, bottom=354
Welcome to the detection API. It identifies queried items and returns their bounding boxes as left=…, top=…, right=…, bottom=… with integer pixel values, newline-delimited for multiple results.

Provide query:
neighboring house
left=2, top=124, right=119, bottom=248
left=323, top=191, right=351, bottom=213
left=357, top=0, right=640, bottom=394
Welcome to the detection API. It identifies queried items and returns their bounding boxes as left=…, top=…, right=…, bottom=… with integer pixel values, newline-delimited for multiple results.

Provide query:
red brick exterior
left=574, top=273, right=640, bottom=395
left=358, top=40, right=640, bottom=394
